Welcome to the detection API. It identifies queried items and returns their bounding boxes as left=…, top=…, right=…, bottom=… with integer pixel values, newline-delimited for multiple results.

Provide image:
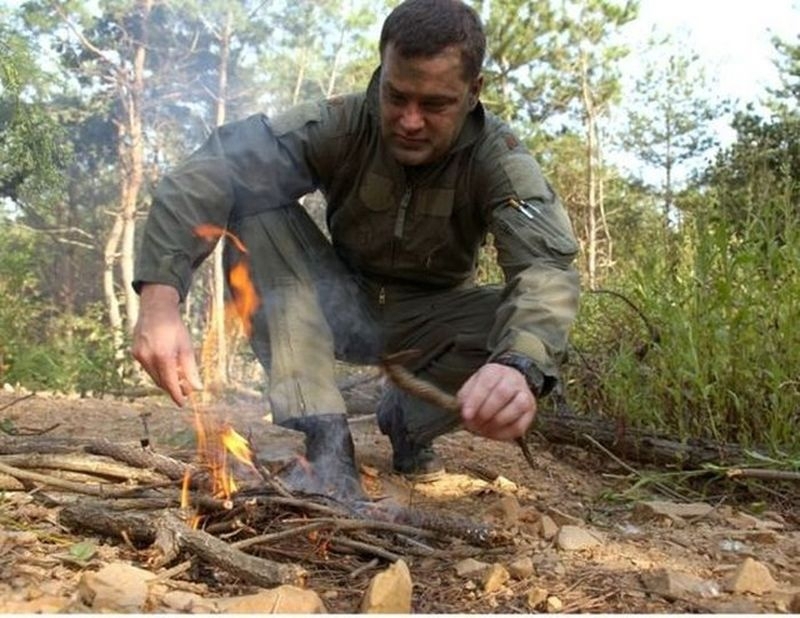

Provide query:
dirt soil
left=1, top=386, right=799, bottom=614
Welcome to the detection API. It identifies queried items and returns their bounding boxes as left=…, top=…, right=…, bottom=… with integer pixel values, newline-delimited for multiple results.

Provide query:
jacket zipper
left=394, top=186, right=413, bottom=239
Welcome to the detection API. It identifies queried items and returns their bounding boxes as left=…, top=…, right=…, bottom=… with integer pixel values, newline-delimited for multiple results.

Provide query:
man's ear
left=468, top=74, right=484, bottom=110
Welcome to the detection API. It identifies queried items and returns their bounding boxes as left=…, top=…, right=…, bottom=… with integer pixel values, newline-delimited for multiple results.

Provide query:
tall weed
left=565, top=191, right=800, bottom=455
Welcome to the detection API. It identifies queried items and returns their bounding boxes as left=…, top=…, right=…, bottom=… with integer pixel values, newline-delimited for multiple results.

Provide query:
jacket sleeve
left=478, top=135, right=581, bottom=394
left=134, top=99, right=354, bottom=301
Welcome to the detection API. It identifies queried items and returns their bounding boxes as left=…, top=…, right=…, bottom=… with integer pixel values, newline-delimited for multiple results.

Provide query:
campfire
left=0, top=224, right=512, bottom=603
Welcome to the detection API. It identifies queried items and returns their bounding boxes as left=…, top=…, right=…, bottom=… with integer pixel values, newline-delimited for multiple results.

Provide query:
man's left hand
left=457, top=363, right=536, bottom=441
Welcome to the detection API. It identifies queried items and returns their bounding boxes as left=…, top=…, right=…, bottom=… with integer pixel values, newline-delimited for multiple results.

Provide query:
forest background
left=0, top=0, right=798, bottom=467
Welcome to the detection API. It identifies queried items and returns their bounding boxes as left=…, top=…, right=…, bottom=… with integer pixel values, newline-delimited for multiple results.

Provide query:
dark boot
left=377, top=391, right=445, bottom=482
left=280, top=414, right=367, bottom=501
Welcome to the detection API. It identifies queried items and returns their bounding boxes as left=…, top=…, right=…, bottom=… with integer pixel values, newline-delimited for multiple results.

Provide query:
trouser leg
left=226, top=205, right=381, bottom=425
left=377, top=284, right=502, bottom=446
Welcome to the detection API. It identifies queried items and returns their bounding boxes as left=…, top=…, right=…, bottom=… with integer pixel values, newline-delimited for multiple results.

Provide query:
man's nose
left=398, top=103, right=424, bottom=131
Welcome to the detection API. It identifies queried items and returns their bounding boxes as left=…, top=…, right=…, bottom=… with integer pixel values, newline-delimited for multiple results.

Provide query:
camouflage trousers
left=227, top=204, right=501, bottom=445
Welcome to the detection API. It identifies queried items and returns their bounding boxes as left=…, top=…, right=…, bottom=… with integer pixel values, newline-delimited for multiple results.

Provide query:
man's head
left=378, top=0, right=486, bottom=166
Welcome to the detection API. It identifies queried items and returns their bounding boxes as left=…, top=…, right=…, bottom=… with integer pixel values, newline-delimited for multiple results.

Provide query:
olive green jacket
left=135, top=70, right=580, bottom=382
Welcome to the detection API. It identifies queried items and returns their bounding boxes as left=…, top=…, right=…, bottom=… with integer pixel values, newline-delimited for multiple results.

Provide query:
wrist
left=493, top=353, right=545, bottom=397
left=139, top=283, right=181, bottom=309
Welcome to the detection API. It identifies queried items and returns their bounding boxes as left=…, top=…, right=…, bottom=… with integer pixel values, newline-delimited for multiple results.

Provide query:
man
left=132, top=0, right=580, bottom=492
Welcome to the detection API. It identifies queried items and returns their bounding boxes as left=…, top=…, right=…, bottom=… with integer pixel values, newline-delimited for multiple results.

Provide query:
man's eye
left=423, top=101, right=447, bottom=112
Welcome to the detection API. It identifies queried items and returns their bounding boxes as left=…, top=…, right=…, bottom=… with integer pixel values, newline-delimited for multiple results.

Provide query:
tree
left=545, top=0, right=637, bottom=289
left=619, top=36, right=722, bottom=234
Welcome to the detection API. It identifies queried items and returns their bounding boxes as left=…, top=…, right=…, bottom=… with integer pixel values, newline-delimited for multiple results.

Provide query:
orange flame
left=227, top=261, right=260, bottom=338
left=181, top=224, right=262, bottom=529
left=194, top=223, right=248, bottom=253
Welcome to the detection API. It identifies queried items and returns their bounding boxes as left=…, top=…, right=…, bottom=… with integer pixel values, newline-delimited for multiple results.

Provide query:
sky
left=612, top=0, right=799, bottom=183
left=625, top=0, right=798, bottom=108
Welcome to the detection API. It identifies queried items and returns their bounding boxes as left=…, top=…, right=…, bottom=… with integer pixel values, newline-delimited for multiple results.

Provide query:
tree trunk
left=580, top=50, right=598, bottom=290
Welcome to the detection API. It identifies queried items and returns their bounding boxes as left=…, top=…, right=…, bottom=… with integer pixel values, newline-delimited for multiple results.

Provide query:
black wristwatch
left=493, top=353, right=546, bottom=397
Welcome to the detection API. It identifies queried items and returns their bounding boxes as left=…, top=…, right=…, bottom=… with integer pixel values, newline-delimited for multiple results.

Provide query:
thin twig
left=331, top=537, right=402, bottom=562
left=0, top=393, right=36, bottom=415
left=726, top=468, right=800, bottom=482
left=581, top=433, right=688, bottom=502
left=349, top=557, right=380, bottom=578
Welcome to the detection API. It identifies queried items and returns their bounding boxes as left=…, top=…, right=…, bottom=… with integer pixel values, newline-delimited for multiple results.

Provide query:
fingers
left=458, top=364, right=537, bottom=441
left=131, top=309, right=202, bottom=407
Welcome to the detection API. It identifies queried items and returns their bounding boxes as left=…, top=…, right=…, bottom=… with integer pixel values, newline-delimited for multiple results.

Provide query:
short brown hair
left=379, top=0, right=486, bottom=81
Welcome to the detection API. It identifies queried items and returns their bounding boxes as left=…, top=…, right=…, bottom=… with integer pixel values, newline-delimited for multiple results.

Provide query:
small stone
left=723, top=557, right=778, bottom=595
left=492, top=476, right=518, bottom=492
left=556, top=525, right=603, bottom=551
left=508, top=556, right=534, bottom=579
left=546, top=595, right=563, bottom=613
left=483, top=494, right=521, bottom=526
left=539, top=515, right=559, bottom=540
left=161, top=591, right=214, bottom=613
left=643, top=568, right=719, bottom=600
left=218, top=587, right=327, bottom=614
left=632, top=500, right=713, bottom=524
left=789, top=592, right=800, bottom=613
left=360, top=559, right=413, bottom=614
left=482, top=564, right=510, bottom=593
left=455, top=558, right=490, bottom=578
left=78, top=562, right=154, bottom=613
left=526, top=587, right=548, bottom=609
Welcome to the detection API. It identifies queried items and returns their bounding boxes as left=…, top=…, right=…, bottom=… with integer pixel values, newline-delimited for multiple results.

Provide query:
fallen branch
left=85, top=439, right=191, bottom=481
left=154, top=510, right=307, bottom=587
left=0, top=460, right=155, bottom=498
left=0, top=452, right=167, bottom=484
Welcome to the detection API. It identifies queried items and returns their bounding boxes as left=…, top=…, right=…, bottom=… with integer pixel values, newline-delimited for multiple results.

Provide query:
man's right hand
left=132, top=283, right=203, bottom=406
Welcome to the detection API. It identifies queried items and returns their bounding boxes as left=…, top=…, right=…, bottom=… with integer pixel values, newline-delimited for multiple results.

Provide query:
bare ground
left=1, top=386, right=799, bottom=614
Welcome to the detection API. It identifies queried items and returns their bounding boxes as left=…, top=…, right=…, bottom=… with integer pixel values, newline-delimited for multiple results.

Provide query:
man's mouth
left=394, top=134, right=427, bottom=148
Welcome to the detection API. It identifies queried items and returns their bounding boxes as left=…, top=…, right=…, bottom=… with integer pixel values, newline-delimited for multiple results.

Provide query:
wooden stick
left=381, top=351, right=538, bottom=472
left=0, top=452, right=167, bottom=484
left=85, top=439, right=191, bottom=481
left=0, top=460, right=154, bottom=498
left=155, top=510, right=307, bottom=587
left=726, top=468, right=800, bottom=482
left=0, top=393, right=35, bottom=414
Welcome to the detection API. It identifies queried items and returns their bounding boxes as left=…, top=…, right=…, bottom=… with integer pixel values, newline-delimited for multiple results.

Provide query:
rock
left=643, top=568, right=719, bottom=600
left=790, top=592, right=800, bottom=613
left=632, top=500, right=713, bottom=523
left=78, top=562, right=154, bottom=613
left=539, top=515, right=559, bottom=540
left=455, top=558, right=491, bottom=578
left=161, top=591, right=216, bottom=614
left=508, top=556, right=534, bottom=579
left=482, top=564, right=510, bottom=593
left=723, top=557, right=778, bottom=595
left=483, top=494, right=521, bottom=526
left=556, top=525, right=603, bottom=551
left=217, top=587, right=326, bottom=614
left=546, top=595, right=563, bottom=612
left=526, top=587, right=549, bottom=609
left=360, top=559, right=413, bottom=613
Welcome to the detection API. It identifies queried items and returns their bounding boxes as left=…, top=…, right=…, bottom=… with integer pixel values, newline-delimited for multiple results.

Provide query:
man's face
left=379, top=42, right=482, bottom=167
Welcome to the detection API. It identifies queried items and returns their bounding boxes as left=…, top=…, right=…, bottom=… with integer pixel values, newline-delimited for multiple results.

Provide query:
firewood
left=154, top=510, right=307, bottom=587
